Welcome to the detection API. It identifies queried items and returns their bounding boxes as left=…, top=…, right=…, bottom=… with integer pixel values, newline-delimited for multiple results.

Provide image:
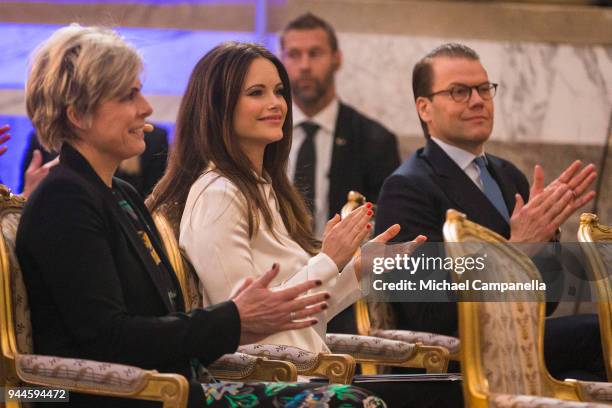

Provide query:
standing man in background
left=280, top=13, right=400, bottom=333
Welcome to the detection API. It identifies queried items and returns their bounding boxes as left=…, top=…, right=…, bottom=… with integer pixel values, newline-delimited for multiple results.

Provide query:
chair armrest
left=491, top=393, right=611, bottom=407
left=208, top=352, right=297, bottom=382
left=326, top=333, right=449, bottom=373
left=15, top=354, right=188, bottom=408
left=238, top=344, right=355, bottom=384
left=567, top=379, right=612, bottom=403
left=371, top=329, right=461, bottom=359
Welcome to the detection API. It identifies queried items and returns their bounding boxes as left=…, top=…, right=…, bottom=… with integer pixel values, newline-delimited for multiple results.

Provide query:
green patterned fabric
left=202, top=381, right=386, bottom=407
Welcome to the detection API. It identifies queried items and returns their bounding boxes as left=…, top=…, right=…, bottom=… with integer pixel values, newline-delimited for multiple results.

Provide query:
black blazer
left=374, top=138, right=558, bottom=336
left=326, top=102, right=400, bottom=218
left=19, top=127, right=168, bottom=197
left=16, top=144, right=240, bottom=407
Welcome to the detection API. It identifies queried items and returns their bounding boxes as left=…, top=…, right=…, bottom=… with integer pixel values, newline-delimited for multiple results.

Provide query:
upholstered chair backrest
left=152, top=211, right=203, bottom=311
left=0, top=185, right=31, bottom=356
left=578, top=213, right=612, bottom=381
left=443, top=210, right=549, bottom=397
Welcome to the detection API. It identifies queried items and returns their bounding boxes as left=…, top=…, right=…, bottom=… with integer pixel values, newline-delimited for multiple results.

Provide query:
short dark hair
left=280, top=12, right=339, bottom=52
left=412, top=43, right=480, bottom=138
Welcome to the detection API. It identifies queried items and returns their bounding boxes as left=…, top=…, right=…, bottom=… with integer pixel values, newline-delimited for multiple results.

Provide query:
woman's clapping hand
left=232, top=263, right=330, bottom=345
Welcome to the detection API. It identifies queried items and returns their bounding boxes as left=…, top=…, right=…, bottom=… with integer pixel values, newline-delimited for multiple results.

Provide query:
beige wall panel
left=0, top=2, right=255, bottom=31
left=280, top=0, right=612, bottom=45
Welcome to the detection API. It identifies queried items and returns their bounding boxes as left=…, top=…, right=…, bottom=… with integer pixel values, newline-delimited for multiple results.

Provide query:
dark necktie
left=473, top=156, right=510, bottom=221
left=294, top=122, right=320, bottom=214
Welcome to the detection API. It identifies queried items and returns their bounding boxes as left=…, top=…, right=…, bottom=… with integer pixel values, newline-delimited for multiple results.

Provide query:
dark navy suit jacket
left=375, top=138, right=549, bottom=336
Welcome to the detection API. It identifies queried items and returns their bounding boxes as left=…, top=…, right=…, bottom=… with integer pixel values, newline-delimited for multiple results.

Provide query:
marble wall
left=334, top=33, right=612, bottom=146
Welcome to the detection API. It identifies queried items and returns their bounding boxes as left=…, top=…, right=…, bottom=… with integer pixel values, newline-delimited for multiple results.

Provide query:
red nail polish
left=367, top=210, right=373, bottom=216
left=366, top=203, right=373, bottom=209
left=324, top=293, right=330, bottom=300
left=316, top=280, right=323, bottom=286
left=367, top=224, right=372, bottom=230
left=322, top=304, right=328, bottom=310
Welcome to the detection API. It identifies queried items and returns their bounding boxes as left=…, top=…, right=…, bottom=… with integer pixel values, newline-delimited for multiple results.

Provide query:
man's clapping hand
left=510, top=161, right=596, bottom=243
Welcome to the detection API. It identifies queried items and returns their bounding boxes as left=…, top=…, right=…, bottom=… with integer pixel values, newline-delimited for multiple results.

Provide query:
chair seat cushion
left=238, top=344, right=319, bottom=371
left=208, top=352, right=259, bottom=378
left=16, top=354, right=148, bottom=393
left=491, top=393, right=611, bottom=407
left=325, top=333, right=416, bottom=362
left=371, top=329, right=460, bottom=355
left=575, top=380, right=612, bottom=403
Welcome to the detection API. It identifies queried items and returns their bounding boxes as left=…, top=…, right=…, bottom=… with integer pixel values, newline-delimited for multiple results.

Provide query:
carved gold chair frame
left=578, top=213, right=612, bottom=381
left=152, top=211, right=352, bottom=383
left=444, top=209, right=612, bottom=407
left=342, top=191, right=457, bottom=375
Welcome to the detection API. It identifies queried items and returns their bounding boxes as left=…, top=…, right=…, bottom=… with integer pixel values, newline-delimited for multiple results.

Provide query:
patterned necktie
left=294, top=122, right=320, bottom=214
left=473, top=156, right=510, bottom=221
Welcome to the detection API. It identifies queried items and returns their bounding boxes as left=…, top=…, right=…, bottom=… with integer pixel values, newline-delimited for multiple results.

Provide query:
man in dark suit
left=375, top=43, right=604, bottom=380
left=280, top=12, right=399, bottom=237
left=280, top=13, right=399, bottom=334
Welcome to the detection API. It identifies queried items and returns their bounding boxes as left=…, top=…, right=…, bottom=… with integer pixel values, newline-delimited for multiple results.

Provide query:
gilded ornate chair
left=206, top=351, right=296, bottom=383
left=236, top=343, right=355, bottom=384
left=577, top=213, right=612, bottom=381
left=152, top=211, right=298, bottom=383
left=152, top=208, right=450, bottom=383
left=341, top=191, right=460, bottom=375
left=152, top=211, right=353, bottom=383
left=0, top=185, right=189, bottom=408
left=444, top=209, right=612, bottom=407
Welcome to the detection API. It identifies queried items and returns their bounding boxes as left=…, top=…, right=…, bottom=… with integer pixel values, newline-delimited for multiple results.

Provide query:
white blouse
left=179, top=170, right=363, bottom=353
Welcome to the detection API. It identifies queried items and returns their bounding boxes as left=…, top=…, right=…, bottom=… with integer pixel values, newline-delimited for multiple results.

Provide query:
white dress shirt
left=288, top=99, right=339, bottom=238
left=179, top=169, right=363, bottom=353
left=431, top=137, right=485, bottom=191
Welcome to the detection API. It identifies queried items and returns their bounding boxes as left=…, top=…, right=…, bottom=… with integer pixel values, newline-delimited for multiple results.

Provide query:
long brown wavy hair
left=147, top=42, right=319, bottom=255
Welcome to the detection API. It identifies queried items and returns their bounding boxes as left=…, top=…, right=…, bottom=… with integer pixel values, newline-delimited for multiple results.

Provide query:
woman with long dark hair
left=149, top=42, right=404, bottom=353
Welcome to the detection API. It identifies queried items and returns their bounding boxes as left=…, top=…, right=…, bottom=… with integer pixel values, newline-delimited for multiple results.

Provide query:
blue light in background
left=11, top=0, right=261, bottom=4
left=0, top=116, right=175, bottom=193
left=0, top=20, right=280, bottom=191
left=0, top=116, right=34, bottom=192
left=0, top=23, right=277, bottom=94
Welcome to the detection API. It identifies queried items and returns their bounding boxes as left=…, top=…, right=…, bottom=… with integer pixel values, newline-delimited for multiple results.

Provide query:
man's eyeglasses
left=427, top=83, right=498, bottom=103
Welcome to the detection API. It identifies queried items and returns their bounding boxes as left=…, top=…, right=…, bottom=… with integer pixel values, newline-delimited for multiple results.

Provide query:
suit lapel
left=117, top=184, right=185, bottom=312
left=60, top=144, right=176, bottom=313
left=103, top=188, right=176, bottom=312
left=423, top=139, right=510, bottom=236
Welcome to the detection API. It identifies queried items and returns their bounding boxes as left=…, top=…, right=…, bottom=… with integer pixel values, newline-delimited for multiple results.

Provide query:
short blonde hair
left=26, top=24, right=142, bottom=151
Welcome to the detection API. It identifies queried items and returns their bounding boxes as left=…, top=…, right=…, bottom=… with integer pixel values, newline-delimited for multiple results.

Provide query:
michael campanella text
left=372, top=279, right=547, bottom=293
